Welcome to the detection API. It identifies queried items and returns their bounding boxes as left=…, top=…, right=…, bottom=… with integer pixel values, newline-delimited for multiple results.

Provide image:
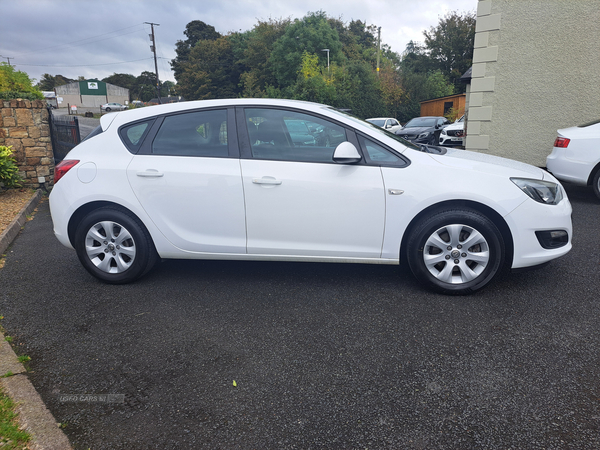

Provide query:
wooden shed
left=420, top=93, right=466, bottom=119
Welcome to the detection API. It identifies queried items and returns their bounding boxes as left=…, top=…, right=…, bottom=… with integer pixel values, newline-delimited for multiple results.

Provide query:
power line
left=15, top=58, right=154, bottom=68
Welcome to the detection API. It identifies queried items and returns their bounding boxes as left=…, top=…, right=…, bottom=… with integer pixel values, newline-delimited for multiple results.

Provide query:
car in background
left=546, top=119, right=600, bottom=200
left=366, top=117, right=403, bottom=134
left=284, top=119, right=317, bottom=146
left=49, top=98, right=572, bottom=295
left=394, top=116, right=450, bottom=145
left=439, top=115, right=465, bottom=147
left=101, top=102, right=127, bottom=112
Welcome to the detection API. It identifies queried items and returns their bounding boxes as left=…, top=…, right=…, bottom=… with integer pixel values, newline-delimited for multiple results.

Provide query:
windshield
left=404, top=117, right=437, bottom=128
left=366, top=119, right=385, bottom=127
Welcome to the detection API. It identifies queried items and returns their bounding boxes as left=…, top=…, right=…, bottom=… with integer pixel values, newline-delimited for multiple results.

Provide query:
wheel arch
left=67, top=201, right=149, bottom=248
left=399, top=199, right=514, bottom=268
left=586, top=161, right=600, bottom=186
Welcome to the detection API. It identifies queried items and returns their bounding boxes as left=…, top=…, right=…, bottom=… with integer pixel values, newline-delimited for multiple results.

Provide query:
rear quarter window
left=118, top=119, right=155, bottom=153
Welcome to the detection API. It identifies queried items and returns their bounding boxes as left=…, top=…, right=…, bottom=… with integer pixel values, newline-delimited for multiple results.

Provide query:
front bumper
left=439, top=136, right=464, bottom=147
left=507, top=194, right=573, bottom=269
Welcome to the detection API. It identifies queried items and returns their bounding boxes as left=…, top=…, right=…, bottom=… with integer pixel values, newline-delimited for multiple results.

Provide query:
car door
left=238, top=107, right=386, bottom=258
left=126, top=108, right=247, bottom=254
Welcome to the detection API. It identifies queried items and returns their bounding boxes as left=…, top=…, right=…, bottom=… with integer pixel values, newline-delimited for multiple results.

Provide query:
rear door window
left=152, top=109, right=229, bottom=157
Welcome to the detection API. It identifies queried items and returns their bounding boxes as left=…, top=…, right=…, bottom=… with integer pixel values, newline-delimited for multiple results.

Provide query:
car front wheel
left=74, top=208, right=158, bottom=284
left=406, top=208, right=505, bottom=295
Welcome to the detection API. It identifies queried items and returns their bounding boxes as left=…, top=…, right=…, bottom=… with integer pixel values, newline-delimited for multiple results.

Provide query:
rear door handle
left=136, top=170, right=164, bottom=178
left=252, top=177, right=282, bottom=185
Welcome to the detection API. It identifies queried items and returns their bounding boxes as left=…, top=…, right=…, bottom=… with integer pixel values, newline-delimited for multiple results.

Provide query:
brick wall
left=0, top=99, right=54, bottom=187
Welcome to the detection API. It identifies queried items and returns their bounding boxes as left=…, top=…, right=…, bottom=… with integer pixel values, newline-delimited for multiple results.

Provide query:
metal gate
left=48, top=108, right=81, bottom=163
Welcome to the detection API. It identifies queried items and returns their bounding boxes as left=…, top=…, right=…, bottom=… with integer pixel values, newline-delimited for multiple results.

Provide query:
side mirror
left=333, top=142, right=362, bottom=164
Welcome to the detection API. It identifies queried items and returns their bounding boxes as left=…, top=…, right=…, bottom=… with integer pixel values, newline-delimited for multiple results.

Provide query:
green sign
left=79, top=80, right=107, bottom=96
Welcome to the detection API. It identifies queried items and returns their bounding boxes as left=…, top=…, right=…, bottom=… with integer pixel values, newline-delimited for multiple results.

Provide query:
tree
left=176, top=36, right=238, bottom=100
left=36, top=73, right=74, bottom=90
left=134, top=71, right=160, bottom=101
left=0, top=63, right=43, bottom=98
left=269, top=11, right=344, bottom=88
left=237, top=18, right=290, bottom=97
left=423, top=11, right=476, bottom=91
left=102, top=73, right=137, bottom=90
left=171, top=21, right=221, bottom=80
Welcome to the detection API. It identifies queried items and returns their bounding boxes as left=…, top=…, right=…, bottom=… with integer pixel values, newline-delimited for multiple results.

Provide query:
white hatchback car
left=50, top=99, right=572, bottom=294
left=546, top=119, right=600, bottom=200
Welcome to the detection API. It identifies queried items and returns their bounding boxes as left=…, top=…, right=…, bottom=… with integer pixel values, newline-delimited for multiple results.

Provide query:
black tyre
left=428, top=134, right=438, bottom=146
left=74, top=207, right=158, bottom=284
left=592, top=169, right=600, bottom=200
left=105, top=107, right=112, bottom=112
left=406, top=208, right=505, bottom=295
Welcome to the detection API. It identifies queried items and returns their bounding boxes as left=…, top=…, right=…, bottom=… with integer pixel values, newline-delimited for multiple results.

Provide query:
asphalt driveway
left=0, top=184, right=599, bottom=449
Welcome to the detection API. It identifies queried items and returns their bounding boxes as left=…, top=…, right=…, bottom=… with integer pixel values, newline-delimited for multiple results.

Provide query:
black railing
left=48, top=108, right=81, bottom=163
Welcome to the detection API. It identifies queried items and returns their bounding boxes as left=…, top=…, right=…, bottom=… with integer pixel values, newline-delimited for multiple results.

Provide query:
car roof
left=100, top=98, right=334, bottom=130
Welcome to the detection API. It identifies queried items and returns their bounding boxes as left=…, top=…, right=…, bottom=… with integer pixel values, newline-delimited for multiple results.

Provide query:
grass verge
left=0, top=384, right=31, bottom=448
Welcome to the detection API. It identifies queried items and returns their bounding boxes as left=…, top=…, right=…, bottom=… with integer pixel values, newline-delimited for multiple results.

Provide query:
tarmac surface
left=0, top=183, right=599, bottom=449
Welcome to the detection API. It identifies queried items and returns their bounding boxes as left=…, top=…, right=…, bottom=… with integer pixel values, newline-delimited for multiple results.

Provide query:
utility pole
left=0, top=55, right=13, bottom=66
left=376, top=27, right=381, bottom=76
left=145, top=22, right=161, bottom=104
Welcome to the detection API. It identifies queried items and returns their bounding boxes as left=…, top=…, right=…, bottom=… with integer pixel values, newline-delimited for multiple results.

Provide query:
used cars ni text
left=546, top=119, right=600, bottom=200
left=49, top=99, right=572, bottom=295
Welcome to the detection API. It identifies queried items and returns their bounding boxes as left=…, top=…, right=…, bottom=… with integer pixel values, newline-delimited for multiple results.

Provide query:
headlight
left=511, top=178, right=563, bottom=205
left=418, top=132, right=431, bottom=139
left=441, top=129, right=447, bottom=135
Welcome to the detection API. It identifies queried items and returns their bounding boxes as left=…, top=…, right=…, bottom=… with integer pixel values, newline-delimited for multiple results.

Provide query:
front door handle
left=136, top=170, right=164, bottom=178
left=252, top=177, right=282, bottom=185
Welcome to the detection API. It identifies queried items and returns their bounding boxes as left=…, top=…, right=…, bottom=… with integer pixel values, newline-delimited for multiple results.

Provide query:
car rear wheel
left=406, top=208, right=505, bottom=295
left=592, top=169, right=600, bottom=200
left=105, top=107, right=111, bottom=111
left=74, top=208, right=158, bottom=284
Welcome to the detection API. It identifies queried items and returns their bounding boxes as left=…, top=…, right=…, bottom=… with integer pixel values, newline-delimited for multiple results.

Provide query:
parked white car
left=546, top=119, right=600, bottom=200
left=439, top=115, right=465, bottom=147
left=49, top=99, right=572, bottom=295
left=366, top=117, right=403, bottom=134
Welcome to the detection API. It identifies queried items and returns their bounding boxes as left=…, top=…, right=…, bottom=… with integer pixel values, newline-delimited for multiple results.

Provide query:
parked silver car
left=101, top=102, right=127, bottom=112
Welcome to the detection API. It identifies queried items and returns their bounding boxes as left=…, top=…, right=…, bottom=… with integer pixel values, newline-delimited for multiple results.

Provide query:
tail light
left=554, top=137, right=570, bottom=148
left=54, top=160, right=79, bottom=183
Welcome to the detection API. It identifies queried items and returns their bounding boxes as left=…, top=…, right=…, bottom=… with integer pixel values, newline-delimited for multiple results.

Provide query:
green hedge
left=0, top=91, right=45, bottom=101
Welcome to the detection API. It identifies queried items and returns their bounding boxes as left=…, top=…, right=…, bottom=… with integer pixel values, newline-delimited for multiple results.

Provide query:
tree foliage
left=36, top=73, right=75, bottom=91
left=0, top=63, right=43, bottom=98
left=171, top=20, right=221, bottom=80
left=169, top=10, right=475, bottom=121
left=423, top=11, right=476, bottom=91
left=269, top=11, right=343, bottom=88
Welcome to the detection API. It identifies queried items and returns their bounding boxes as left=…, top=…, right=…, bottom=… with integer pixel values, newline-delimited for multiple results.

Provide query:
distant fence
left=48, top=108, right=81, bottom=163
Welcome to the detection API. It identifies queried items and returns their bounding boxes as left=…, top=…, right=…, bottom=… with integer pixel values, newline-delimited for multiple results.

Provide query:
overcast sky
left=2, top=0, right=476, bottom=85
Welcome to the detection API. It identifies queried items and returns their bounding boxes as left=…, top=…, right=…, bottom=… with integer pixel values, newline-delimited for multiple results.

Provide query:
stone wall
left=0, top=99, right=54, bottom=187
